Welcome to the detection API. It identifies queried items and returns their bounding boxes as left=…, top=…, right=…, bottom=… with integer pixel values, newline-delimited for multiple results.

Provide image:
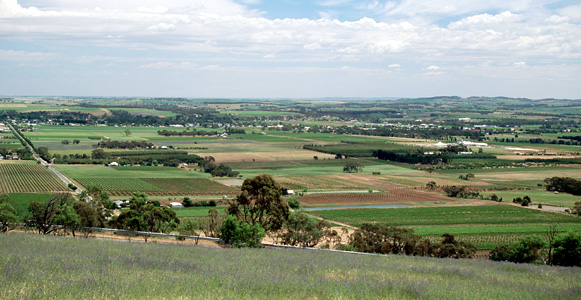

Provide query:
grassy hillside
left=1, top=233, right=579, bottom=300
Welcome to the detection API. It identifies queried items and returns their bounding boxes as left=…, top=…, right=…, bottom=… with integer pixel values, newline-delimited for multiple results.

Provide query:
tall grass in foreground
left=1, top=233, right=580, bottom=300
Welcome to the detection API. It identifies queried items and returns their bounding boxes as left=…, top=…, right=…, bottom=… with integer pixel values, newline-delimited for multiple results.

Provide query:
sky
left=0, top=0, right=580, bottom=99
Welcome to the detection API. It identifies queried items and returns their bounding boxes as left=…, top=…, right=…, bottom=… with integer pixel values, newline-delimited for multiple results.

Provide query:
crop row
left=300, top=189, right=449, bottom=205
left=75, top=177, right=238, bottom=196
left=310, top=205, right=581, bottom=227
left=423, top=234, right=527, bottom=250
left=0, top=164, right=67, bottom=193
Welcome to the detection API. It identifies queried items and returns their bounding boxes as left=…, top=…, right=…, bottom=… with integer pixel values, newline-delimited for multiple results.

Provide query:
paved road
left=7, top=122, right=82, bottom=195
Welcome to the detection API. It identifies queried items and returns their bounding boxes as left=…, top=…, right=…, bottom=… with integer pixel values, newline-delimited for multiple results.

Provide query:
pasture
left=1, top=233, right=579, bottom=300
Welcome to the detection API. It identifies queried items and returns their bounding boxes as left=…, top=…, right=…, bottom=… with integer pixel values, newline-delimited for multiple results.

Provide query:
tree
left=343, top=160, right=364, bottom=173
left=349, top=223, right=422, bottom=255
left=227, top=174, right=290, bottom=233
left=522, top=195, right=531, bottom=207
left=177, top=219, right=201, bottom=244
left=200, top=209, right=223, bottom=238
left=124, top=129, right=132, bottom=136
left=489, top=244, right=515, bottom=262
left=434, top=233, right=476, bottom=259
left=552, top=231, right=581, bottom=267
left=279, top=211, right=330, bottom=248
left=182, top=197, right=193, bottom=207
left=27, top=193, right=69, bottom=235
left=426, top=181, right=437, bottom=190
left=91, top=148, right=110, bottom=159
left=510, top=235, right=548, bottom=264
left=573, top=201, right=581, bottom=215
left=52, top=204, right=80, bottom=236
left=545, top=224, right=558, bottom=265
left=111, top=192, right=180, bottom=241
left=73, top=201, right=102, bottom=237
left=0, top=196, right=18, bottom=233
left=220, top=215, right=265, bottom=248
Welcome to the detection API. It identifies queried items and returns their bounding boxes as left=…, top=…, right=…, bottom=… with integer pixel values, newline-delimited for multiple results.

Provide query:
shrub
left=552, top=231, right=581, bottom=267
left=219, top=216, right=265, bottom=248
left=287, top=198, right=300, bottom=209
left=489, top=244, right=515, bottom=262
left=182, top=197, right=193, bottom=208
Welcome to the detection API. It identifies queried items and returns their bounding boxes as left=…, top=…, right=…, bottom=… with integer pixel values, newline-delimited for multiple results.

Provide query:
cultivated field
left=0, top=162, right=67, bottom=193
left=298, top=189, right=450, bottom=205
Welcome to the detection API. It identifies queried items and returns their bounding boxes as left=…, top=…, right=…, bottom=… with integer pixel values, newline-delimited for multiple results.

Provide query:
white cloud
left=448, top=11, right=522, bottom=29
left=558, top=4, right=581, bottom=21
left=0, top=49, right=58, bottom=61
left=317, top=0, right=352, bottom=7
left=0, top=0, right=580, bottom=98
left=147, top=23, right=176, bottom=31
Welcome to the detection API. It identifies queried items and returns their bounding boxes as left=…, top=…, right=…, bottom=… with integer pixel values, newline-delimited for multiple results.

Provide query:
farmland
left=1, top=96, right=581, bottom=262
left=310, top=205, right=581, bottom=227
left=1, top=233, right=580, bottom=300
left=74, top=177, right=239, bottom=196
left=0, top=163, right=67, bottom=193
left=298, top=189, right=450, bottom=205
left=310, top=205, right=581, bottom=249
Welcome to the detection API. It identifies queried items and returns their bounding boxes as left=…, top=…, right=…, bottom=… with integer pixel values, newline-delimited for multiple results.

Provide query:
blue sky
left=0, top=0, right=580, bottom=99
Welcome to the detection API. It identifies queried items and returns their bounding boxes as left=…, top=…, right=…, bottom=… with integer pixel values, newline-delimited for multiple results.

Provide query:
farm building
left=458, top=140, right=488, bottom=147
left=169, top=202, right=183, bottom=208
left=108, top=162, right=119, bottom=166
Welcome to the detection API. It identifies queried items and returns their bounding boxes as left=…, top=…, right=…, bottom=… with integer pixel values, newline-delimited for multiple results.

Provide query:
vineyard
left=309, top=205, right=581, bottom=227
left=74, top=177, right=238, bottom=196
left=299, top=189, right=450, bottom=205
left=0, top=164, right=68, bottom=193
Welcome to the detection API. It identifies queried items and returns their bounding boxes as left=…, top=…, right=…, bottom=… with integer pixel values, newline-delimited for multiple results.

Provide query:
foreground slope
left=1, top=233, right=579, bottom=300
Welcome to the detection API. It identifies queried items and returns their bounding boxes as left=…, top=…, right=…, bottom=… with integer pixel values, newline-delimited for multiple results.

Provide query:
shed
left=170, top=202, right=183, bottom=208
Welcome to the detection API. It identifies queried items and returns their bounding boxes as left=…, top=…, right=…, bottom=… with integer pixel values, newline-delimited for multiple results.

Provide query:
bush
left=219, top=216, right=265, bottom=248
left=182, top=197, right=193, bottom=208
left=489, top=244, right=515, bottom=262
left=552, top=231, right=581, bottom=267
left=510, top=235, right=548, bottom=264
left=287, top=198, right=300, bottom=209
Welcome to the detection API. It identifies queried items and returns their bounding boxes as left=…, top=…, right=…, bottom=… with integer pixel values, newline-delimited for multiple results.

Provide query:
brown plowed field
left=299, top=189, right=451, bottom=205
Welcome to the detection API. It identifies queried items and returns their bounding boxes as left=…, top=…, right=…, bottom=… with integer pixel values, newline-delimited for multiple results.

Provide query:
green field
left=1, top=193, right=55, bottom=216
left=173, top=206, right=227, bottom=218
left=482, top=190, right=581, bottom=207
left=310, top=205, right=581, bottom=227
left=309, top=204, right=581, bottom=249
left=1, top=233, right=579, bottom=300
